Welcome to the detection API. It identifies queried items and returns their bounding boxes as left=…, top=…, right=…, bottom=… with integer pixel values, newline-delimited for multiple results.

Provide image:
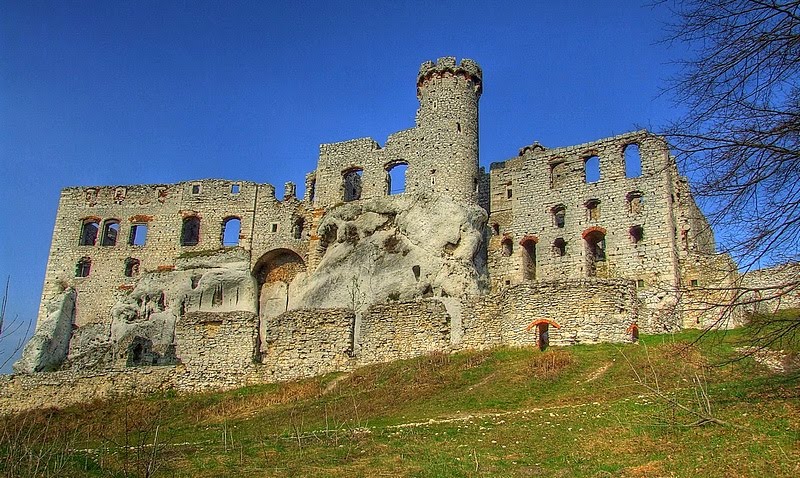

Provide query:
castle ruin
left=5, top=57, right=742, bottom=410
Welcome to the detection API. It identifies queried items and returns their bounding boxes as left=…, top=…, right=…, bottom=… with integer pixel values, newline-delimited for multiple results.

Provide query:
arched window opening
left=124, top=258, right=140, bottom=277
left=630, top=225, right=644, bottom=243
left=386, top=162, right=408, bottom=195
left=520, top=238, right=537, bottom=280
left=343, top=168, right=363, bottom=202
left=584, top=155, right=600, bottom=183
left=75, top=257, right=92, bottom=277
left=585, top=199, right=601, bottom=221
left=79, top=219, right=99, bottom=246
left=584, top=230, right=606, bottom=277
left=550, top=160, right=567, bottom=189
left=181, top=216, right=201, bottom=246
left=624, top=144, right=642, bottom=178
left=129, top=223, right=148, bottom=246
left=222, top=217, right=241, bottom=246
left=101, top=220, right=120, bottom=246
left=292, top=217, right=305, bottom=240
left=501, top=237, right=513, bottom=257
left=552, top=205, right=566, bottom=228
left=627, top=191, right=644, bottom=214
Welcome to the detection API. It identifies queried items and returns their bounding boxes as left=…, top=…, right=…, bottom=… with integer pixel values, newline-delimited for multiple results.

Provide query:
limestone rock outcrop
left=14, top=288, right=76, bottom=373
left=289, top=193, right=488, bottom=311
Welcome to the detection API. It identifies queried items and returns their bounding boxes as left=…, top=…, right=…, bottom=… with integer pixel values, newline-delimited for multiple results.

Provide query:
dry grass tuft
left=527, top=350, right=573, bottom=379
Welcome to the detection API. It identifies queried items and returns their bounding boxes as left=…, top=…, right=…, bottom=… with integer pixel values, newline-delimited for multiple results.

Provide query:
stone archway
left=253, top=248, right=306, bottom=320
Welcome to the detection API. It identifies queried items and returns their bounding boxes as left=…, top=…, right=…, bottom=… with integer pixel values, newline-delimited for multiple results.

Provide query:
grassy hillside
left=1, top=318, right=798, bottom=477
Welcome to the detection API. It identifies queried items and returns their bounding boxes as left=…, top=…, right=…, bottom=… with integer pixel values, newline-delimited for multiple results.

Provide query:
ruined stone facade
left=9, top=57, right=744, bottom=410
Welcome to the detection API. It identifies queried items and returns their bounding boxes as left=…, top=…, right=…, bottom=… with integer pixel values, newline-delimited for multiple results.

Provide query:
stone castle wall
left=6, top=56, right=754, bottom=414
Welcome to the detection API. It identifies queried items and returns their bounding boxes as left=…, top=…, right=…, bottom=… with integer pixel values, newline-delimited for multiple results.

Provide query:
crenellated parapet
left=417, top=57, right=483, bottom=98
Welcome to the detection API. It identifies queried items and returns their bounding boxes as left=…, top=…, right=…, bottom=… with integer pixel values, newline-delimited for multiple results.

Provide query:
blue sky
left=0, top=1, right=687, bottom=370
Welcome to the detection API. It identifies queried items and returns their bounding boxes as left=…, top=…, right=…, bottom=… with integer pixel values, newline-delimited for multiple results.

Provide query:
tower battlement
left=417, top=57, right=483, bottom=97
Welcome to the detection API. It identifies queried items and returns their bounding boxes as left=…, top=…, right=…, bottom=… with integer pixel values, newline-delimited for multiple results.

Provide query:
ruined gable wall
left=488, top=131, right=679, bottom=291
left=38, top=179, right=315, bottom=328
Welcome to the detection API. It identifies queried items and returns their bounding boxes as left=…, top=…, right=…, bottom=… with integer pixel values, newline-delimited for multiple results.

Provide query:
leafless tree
left=0, top=277, right=32, bottom=371
left=660, top=1, right=800, bottom=341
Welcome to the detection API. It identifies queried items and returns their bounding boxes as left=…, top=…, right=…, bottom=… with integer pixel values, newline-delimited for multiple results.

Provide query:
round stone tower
left=415, top=57, right=482, bottom=203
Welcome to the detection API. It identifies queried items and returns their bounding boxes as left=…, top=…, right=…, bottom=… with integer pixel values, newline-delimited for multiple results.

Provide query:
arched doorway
left=253, top=248, right=307, bottom=319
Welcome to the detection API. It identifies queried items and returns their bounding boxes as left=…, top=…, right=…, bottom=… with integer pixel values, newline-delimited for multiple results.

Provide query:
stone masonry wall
left=174, top=310, right=258, bottom=392
left=359, top=301, right=452, bottom=365
left=0, top=368, right=175, bottom=415
left=259, top=308, right=355, bottom=383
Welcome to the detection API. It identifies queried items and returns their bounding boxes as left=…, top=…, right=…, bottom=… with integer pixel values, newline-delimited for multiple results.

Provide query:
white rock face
left=290, top=193, right=488, bottom=311
left=14, top=288, right=76, bottom=373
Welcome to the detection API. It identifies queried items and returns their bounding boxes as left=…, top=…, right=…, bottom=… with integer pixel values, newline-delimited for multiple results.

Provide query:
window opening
left=521, top=238, right=537, bottom=280
left=79, top=219, right=99, bottom=246
left=231, top=183, right=240, bottom=194
left=270, top=223, right=278, bottom=233
left=491, top=223, right=500, bottom=235
left=501, top=237, right=513, bottom=257
left=386, top=162, right=408, bottom=195
left=584, top=155, right=600, bottom=183
left=550, top=160, right=567, bottom=188
left=584, top=230, right=606, bottom=277
left=191, top=184, right=201, bottom=194
left=222, top=217, right=241, bottom=246
left=292, top=217, right=305, bottom=240
left=129, top=223, right=148, bottom=246
left=624, top=143, right=642, bottom=178
left=506, top=188, right=513, bottom=199
left=75, top=257, right=91, bottom=277
left=690, top=279, right=699, bottom=287
left=181, top=216, right=200, bottom=246
left=630, top=225, right=644, bottom=243
left=124, top=258, right=140, bottom=277
left=627, top=191, right=644, bottom=214
left=637, top=279, right=645, bottom=288
left=586, top=199, right=601, bottom=221
left=553, top=238, right=567, bottom=257
left=552, top=205, right=566, bottom=228
left=101, top=220, right=120, bottom=246
left=343, top=168, right=363, bottom=202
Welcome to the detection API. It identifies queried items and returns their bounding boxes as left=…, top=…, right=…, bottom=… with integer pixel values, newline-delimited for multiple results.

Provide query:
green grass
left=1, top=326, right=798, bottom=477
